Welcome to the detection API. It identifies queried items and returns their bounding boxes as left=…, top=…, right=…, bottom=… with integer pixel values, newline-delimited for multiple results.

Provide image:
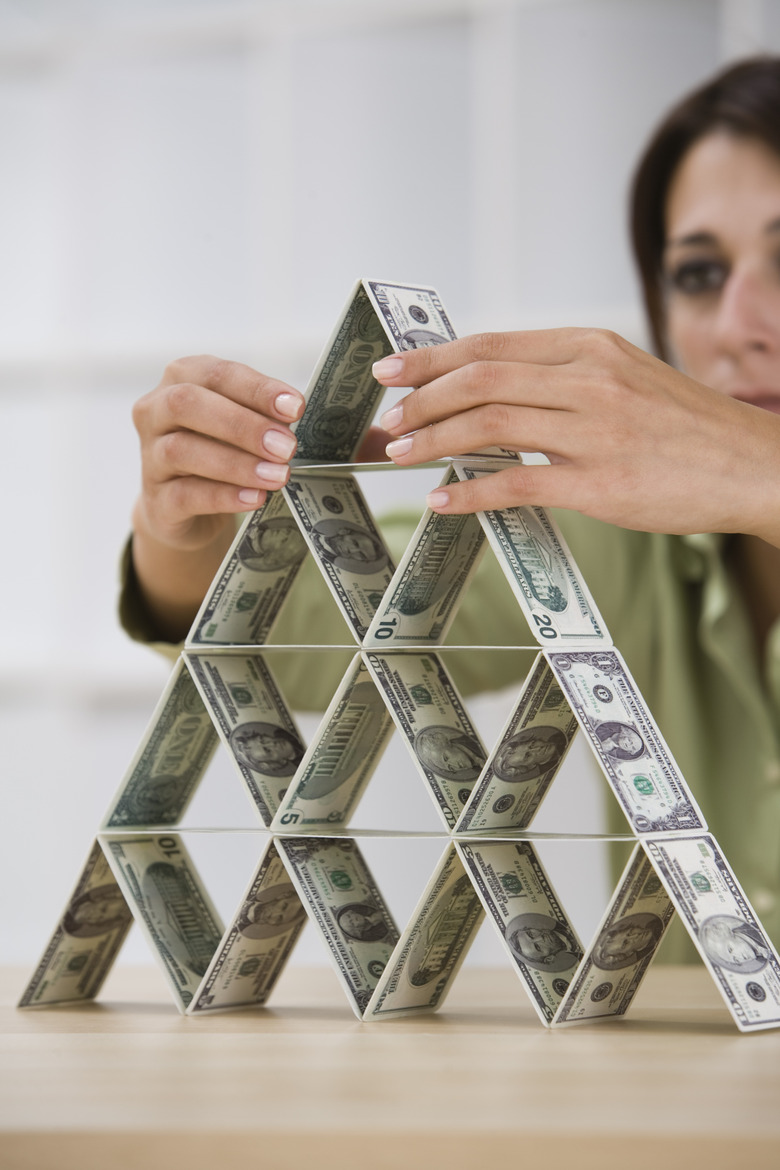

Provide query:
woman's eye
left=666, top=259, right=727, bottom=295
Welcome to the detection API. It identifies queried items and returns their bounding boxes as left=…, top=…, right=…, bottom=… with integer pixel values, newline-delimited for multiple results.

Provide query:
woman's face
left=664, top=131, right=780, bottom=413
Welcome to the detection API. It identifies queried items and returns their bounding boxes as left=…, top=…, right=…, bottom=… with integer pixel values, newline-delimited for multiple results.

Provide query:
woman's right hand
left=130, top=355, right=305, bottom=639
left=132, top=354, right=305, bottom=551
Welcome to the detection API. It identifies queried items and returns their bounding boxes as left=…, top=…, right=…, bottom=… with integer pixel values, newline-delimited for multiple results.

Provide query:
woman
left=124, top=58, right=780, bottom=957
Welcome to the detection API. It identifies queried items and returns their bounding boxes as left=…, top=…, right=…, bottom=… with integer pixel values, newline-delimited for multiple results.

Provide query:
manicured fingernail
left=373, top=356, right=404, bottom=380
left=275, top=391, right=304, bottom=420
left=239, top=489, right=261, bottom=505
left=263, top=429, right=296, bottom=458
left=386, top=437, right=413, bottom=459
left=427, top=490, right=450, bottom=511
left=255, top=460, right=288, bottom=484
left=380, top=404, right=404, bottom=431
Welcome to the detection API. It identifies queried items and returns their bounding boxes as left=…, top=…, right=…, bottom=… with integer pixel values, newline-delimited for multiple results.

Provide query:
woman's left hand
left=373, top=328, right=780, bottom=545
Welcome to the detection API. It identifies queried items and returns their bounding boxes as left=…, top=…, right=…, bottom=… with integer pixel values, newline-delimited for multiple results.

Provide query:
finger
left=385, top=403, right=579, bottom=466
left=153, top=475, right=270, bottom=527
left=424, top=462, right=582, bottom=516
left=380, top=362, right=577, bottom=437
left=160, top=355, right=305, bottom=424
left=356, top=426, right=394, bottom=462
left=371, top=328, right=602, bottom=391
left=144, top=382, right=298, bottom=464
left=147, top=430, right=291, bottom=492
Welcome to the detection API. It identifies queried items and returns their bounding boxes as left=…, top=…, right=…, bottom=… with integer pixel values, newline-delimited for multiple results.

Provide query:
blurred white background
left=2, top=0, right=778, bottom=983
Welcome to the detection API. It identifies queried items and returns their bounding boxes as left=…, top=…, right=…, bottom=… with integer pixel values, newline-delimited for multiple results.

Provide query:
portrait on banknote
left=591, top=912, right=665, bottom=970
left=63, top=885, right=130, bottom=938
left=413, top=726, right=486, bottom=781
left=229, top=721, right=305, bottom=777
left=311, top=520, right=389, bottom=574
left=237, top=882, right=306, bottom=940
left=698, top=915, right=772, bottom=973
left=238, top=518, right=306, bottom=572
left=505, top=912, right=580, bottom=972
left=335, top=902, right=391, bottom=943
left=594, top=721, right=646, bottom=762
left=493, top=726, right=568, bottom=783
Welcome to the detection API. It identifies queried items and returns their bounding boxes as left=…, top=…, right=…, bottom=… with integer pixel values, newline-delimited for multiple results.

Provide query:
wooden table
left=1, top=963, right=778, bottom=1169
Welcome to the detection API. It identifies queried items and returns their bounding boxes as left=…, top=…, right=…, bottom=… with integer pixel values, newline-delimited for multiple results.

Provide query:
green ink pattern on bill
left=456, top=840, right=584, bottom=1024
left=189, top=840, right=307, bottom=1014
left=272, top=655, right=393, bottom=830
left=364, top=468, right=486, bottom=647
left=555, top=846, right=673, bottom=1024
left=185, top=652, right=305, bottom=826
left=283, top=471, right=395, bottom=640
left=454, top=463, right=608, bottom=643
left=188, top=492, right=307, bottom=647
left=364, top=651, right=487, bottom=829
left=102, top=662, right=218, bottom=829
left=101, top=834, right=223, bottom=1011
left=275, top=836, right=400, bottom=1018
left=643, top=833, right=780, bottom=1030
left=18, top=841, right=133, bottom=1008
left=548, top=649, right=706, bottom=834
left=456, top=655, right=579, bottom=832
left=368, top=845, right=483, bottom=1018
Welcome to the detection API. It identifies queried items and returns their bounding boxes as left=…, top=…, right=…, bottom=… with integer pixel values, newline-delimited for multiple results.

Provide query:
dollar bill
left=643, top=833, right=780, bottom=1030
left=547, top=649, right=706, bottom=834
left=293, top=282, right=395, bottom=462
left=456, top=840, right=584, bottom=1024
left=363, top=468, right=487, bottom=647
left=272, top=655, right=393, bottom=830
left=453, top=462, right=609, bottom=644
left=18, top=841, right=133, bottom=1007
left=367, top=845, right=484, bottom=1018
left=275, top=836, right=400, bottom=1018
left=185, top=652, right=305, bottom=827
left=102, top=661, right=218, bottom=829
left=187, top=492, right=307, bottom=647
left=282, top=471, right=395, bottom=640
left=364, top=651, right=488, bottom=830
left=363, top=280, right=517, bottom=460
left=555, top=845, right=674, bottom=1024
left=188, top=840, right=307, bottom=1014
left=456, top=655, right=579, bottom=833
left=100, top=833, right=224, bottom=1012
left=293, top=279, right=517, bottom=463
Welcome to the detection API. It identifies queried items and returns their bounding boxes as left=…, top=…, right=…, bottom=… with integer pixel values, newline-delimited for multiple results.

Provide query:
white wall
left=1, top=0, right=777, bottom=979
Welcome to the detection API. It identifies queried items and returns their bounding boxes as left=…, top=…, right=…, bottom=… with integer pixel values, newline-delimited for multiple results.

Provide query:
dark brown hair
left=630, top=57, right=780, bottom=360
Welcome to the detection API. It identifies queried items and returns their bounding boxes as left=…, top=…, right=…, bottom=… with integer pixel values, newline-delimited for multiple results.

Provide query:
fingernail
left=386, top=437, right=413, bottom=459
left=263, top=429, right=296, bottom=458
left=380, top=404, right=404, bottom=431
left=275, top=391, right=304, bottom=420
left=239, top=489, right=261, bottom=505
left=427, top=490, right=450, bottom=511
left=255, top=460, right=288, bottom=485
left=373, top=356, right=404, bottom=380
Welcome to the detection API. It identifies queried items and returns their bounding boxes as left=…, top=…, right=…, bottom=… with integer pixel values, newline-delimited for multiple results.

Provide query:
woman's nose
left=713, top=267, right=779, bottom=355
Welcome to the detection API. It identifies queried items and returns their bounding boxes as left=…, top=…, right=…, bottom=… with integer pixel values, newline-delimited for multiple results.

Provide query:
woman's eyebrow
left=765, top=216, right=780, bottom=235
left=664, top=230, right=718, bottom=250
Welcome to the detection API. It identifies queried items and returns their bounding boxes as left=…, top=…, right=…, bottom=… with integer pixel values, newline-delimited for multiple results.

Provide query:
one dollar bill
left=548, top=649, right=706, bottom=834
